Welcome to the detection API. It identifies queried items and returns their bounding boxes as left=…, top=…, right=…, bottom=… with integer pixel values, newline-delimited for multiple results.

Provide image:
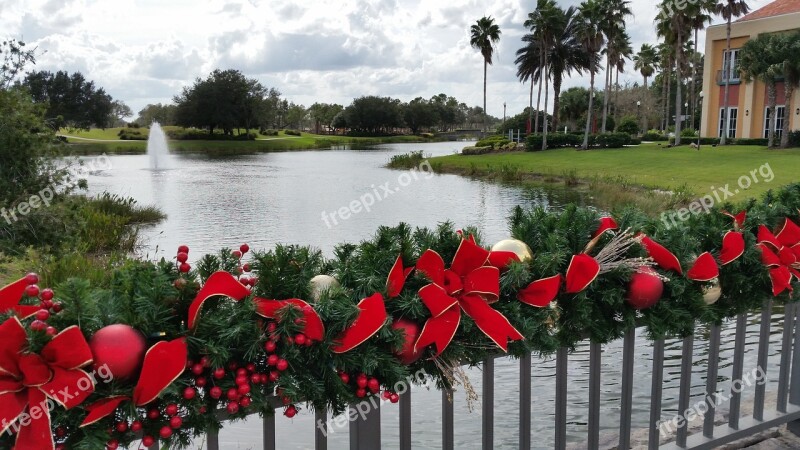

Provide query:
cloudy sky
left=1, top=0, right=774, bottom=118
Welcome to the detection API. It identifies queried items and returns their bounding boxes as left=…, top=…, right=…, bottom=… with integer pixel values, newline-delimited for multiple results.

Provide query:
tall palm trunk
left=661, top=68, right=668, bottom=130
left=552, top=71, right=563, bottom=132
left=613, top=67, right=620, bottom=120
left=643, top=77, right=649, bottom=132
left=675, top=30, right=683, bottom=146
left=583, top=70, right=596, bottom=149
left=542, top=53, right=550, bottom=150
left=665, top=62, right=672, bottom=131
left=689, top=26, right=699, bottom=131
left=535, top=51, right=544, bottom=133
left=528, top=78, right=534, bottom=134
left=483, top=59, right=488, bottom=135
left=782, top=83, right=795, bottom=148
left=601, top=56, right=611, bottom=132
left=767, top=82, right=777, bottom=148
left=720, top=17, right=733, bottom=145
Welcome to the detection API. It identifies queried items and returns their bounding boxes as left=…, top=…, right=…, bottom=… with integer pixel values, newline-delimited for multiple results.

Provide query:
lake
left=83, top=141, right=784, bottom=449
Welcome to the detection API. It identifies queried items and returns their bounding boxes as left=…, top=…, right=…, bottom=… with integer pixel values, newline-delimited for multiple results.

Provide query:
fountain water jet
left=148, top=122, right=171, bottom=170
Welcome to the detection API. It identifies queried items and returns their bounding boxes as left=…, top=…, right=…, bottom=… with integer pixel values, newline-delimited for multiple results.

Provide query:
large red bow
left=757, top=219, right=800, bottom=296
left=0, top=277, right=40, bottom=319
left=254, top=298, right=325, bottom=342
left=188, top=271, right=250, bottom=329
left=414, top=239, right=523, bottom=355
left=80, top=338, right=187, bottom=427
left=0, top=318, right=95, bottom=450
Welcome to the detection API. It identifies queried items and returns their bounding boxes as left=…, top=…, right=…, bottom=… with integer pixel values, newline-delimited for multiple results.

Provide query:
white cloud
left=0, top=0, right=777, bottom=117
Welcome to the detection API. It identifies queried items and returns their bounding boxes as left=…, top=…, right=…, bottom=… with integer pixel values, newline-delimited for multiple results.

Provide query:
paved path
left=57, top=135, right=141, bottom=142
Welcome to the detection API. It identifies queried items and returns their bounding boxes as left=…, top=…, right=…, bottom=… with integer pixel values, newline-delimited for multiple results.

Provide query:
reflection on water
left=82, top=142, right=781, bottom=449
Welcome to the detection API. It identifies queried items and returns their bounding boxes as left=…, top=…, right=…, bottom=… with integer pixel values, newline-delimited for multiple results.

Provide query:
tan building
left=700, top=0, right=800, bottom=139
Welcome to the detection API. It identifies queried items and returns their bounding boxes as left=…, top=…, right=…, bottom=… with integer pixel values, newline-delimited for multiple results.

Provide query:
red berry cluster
left=23, top=273, right=63, bottom=336
left=188, top=356, right=267, bottom=417
left=176, top=245, right=191, bottom=273
left=337, top=372, right=398, bottom=403
left=235, top=243, right=258, bottom=287
left=97, top=401, right=184, bottom=449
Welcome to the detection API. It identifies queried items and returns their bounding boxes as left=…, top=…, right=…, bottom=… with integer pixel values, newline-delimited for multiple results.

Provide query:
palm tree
left=547, top=6, right=588, bottom=132
left=780, top=33, right=800, bottom=148
left=687, top=1, right=714, bottom=130
left=633, top=43, right=658, bottom=131
left=599, top=0, right=632, bottom=132
left=516, top=27, right=544, bottom=134
left=470, top=16, right=501, bottom=135
left=655, top=20, right=675, bottom=132
left=715, top=0, right=751, bottom=144
left=739, top=33, right=782, bottom=148
left=576, top=0, right=606, bottom=149
left=525, top=0, right=565, bottom=150
left=609, top=30, right=632, bottom=119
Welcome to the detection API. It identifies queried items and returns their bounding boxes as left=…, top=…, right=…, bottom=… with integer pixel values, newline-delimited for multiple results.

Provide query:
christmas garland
left=2, top=183, right=800, bottom=450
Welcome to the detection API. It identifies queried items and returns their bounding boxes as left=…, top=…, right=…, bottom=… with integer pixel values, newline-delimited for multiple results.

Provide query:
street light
left=697, top=91, right=704, bottom=150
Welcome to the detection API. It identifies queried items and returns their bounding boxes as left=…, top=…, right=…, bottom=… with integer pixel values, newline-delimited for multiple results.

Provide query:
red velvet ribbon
left=331, top=293, right=388, bottom=353
left=0, top=318, right=95, bottom=450
left=253, top=298, right=325, bottom=342
left=757, top=219, right=800, bottom=296
left=386, top=255, right=414, bottom=298
left=640, top=235, right=683, bottom=274
left=0, top=277, right=40, bottom=319
left=414, top=239, right=523, bottom=356
left=687, top=252, right=720, bottom=282
left=593, top=217, right=619, bottom=238
left=188, top=271, right=251, bottom=329
left=80, top=338, right=188, bottom=427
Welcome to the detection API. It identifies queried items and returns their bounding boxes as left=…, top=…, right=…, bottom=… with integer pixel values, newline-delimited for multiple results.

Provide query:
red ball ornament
left=267, top=354, right=278, bottom=366
left=142, top=436, right=155, bottom=447
left=52, top=302, right=63, bottom=313
left=179, top=263, right=191, bottom=273
left=209, top=386, right=222, bottom=399
left=45, top=326, right=57, bottom=336
left=89, top=325, right=147, bottom=380
left=294, top=334, right=307, bottom=346
left=183, top=387, right=196, bottom=400
left=626, top=267, right=664, bottom=310
left=233, top=250, right=243, bottom=259
left=115, top=422, right=128, bottom=433
left=30, top=320, right=46, bottom=331
left=391, top=319, right=422, bottom=365
left=226, top=388, right=239, bottom=401
left=284, top=405, right=297, bottom=418
left=264, top=341, right=277, bottom=353
left=226, top=401, right=240, bottom=414
left=159, top=425, right=173, bottom=439
left=41, top=288, right=54, bottom=301
left=40, top=299, right=54, bottom=310
left=356, top=377, right=368, bottom=389
left=25, top=272, right=39, bottom=285
left=169, top=416, right=183, bottom=429
left=147, top=408, right=160, bottom=420
left=106, top=439, right=119, bottom=450
left=237, top=383, right=251, bottom=395
left=246, top=363, right=256, bottom=372
left=191, top=363, right=204, bottom=376
left=268, top=371, right=280, bottom=382
left=213, top=367, right=226, bottom=379
left=240, top=396, right=252, bottom=408
left=242, top=263, right=251, bottom=272
left=177, top=245, right=189, bottom=254
left=131, top=421, right=142, bottom=432
left=367, top=378, right=380, bottom=394
left=35, top=309, right=50, bottom=321
left=339, top=372, right=350, bottom=384
left=195, top=376, right=207, bottom=387
left=250, top=373, right=261, bottom=384
left=176, top=252, right=189, bottom=263
left=25, top=285, right=40, bottom=297
left=356, top=388, right=367, bottom=398
left=390, top=393, right=400, bottom=403
left=240, top=244, right=250, bottom=254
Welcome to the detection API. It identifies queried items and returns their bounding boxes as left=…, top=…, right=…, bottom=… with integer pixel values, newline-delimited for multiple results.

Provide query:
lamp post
left=637, top=101, right=642, bottom=136
left=697, top=91, right=704, bottom=151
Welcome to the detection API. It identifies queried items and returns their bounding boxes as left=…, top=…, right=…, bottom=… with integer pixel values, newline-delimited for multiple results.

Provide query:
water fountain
left=147, top=122, right=171, bottom=170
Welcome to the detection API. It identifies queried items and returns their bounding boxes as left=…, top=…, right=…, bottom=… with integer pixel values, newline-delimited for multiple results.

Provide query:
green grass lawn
left=430, top=143, right=797, bottom=200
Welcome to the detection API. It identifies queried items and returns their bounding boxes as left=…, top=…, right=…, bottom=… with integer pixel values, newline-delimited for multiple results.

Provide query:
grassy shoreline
left=422, top=143, right=800, bottom=214
left=59, top=129, right=435, bottom=155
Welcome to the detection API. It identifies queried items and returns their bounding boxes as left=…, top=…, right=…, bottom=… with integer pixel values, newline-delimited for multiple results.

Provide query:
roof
left=737, top=0, right=800, bottom=22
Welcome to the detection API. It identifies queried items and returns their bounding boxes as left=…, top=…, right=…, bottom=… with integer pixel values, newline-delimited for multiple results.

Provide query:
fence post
left=787, top=303, right=800, bottom=436
left=349, top=399, right=381, bottom=450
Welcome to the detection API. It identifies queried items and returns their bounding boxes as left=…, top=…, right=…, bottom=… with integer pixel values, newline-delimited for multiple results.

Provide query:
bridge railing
left=181, top=299, right=800, bottom=450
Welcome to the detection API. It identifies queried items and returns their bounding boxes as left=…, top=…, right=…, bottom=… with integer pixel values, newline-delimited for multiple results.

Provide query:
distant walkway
left=57, top=135, right=141, bottom=142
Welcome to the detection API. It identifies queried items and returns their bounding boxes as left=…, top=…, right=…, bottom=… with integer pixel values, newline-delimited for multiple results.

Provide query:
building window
left=719, top=107, right=738, bottom=139
left=722, top=49, right=740, bottom=82
left=764, top=106, right=786, bottom=140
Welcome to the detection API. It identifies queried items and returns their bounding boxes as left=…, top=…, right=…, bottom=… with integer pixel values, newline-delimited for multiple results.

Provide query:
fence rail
left=171, top=300, right=800, bottom=450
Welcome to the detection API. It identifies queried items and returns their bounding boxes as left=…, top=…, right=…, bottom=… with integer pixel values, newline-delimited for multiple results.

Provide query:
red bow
left=254, top=298, right=325, bottom=342
left=332, top=293, right=387, bottom=353
left=386, top=255, right=414, bottom=298
left=720, top=211, right=746, bottom=265
left=188, top=271, right=251, bottom=329
left=757, top=219, right=800, bottom=296
left=81, top=338, right=187, bottom=427
left=640, top=235, right=683, bottom=274
left=0, top=318, right=95, bottom=450
left=414, top=239, right=523, bottom=355
left=0, top=277, right=40, bottom=319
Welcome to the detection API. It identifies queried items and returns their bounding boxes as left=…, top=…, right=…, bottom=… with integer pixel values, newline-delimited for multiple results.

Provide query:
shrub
left=788, top=130, right=800, bottom=148
left=642, top=130, right=668, bottom=141
left=461, top=146, right=496, bottom=155
left=734, top=138, right=769, bottom=146
left=680, top=128, right=698, bottom=137
left=615, top=115, right=639, bottom=135
left=525, top=133, right=581, bottom=151
left=387, top=151, right=427, bottom=168
left=117, top=129, right=146, bottom=140
left=127, top=122, right=140, bottom=128
left=284, top=129, right=302, bottom=136
left=165, top=129, right=256, bottom=140
left=595, top=132, right=632, bottom=148
left=476, top=135, right=510, bottom=148
left=260, top=128, right=279, bottom=136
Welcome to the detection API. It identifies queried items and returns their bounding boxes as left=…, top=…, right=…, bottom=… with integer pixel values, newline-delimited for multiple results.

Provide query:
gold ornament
left=491, top=239, right=533, bottom=263
left=702, top=278, right=722, bottom=305
left=309, top=275, right=339, bottom=302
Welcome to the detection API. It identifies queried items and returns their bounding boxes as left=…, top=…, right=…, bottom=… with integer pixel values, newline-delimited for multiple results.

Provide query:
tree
left=608, top=30, right=633, bottom=119
left=633, top=43, right=659, bottom=132
left=780, top=33, right=800, bottom=148
left=715, top=0, right=751, bottom=144
left=738, top=33, right=783, bottom=148
left=469, top=16, right=501, bottom=134
left=516, top=24, right=543, bottom=133
left=402, top=98, right=439, bottom=134
left=576, top=0, right=606, bottom=149
left=1, top=39, right=36, bottom=89
left=687, top=1, right=714, bottom=130
left=659, top=0, right=692, bottom=145
left=23, top=70, right=114, bottom=129
left=599, top=0, right=632, bottom=132
left=547, top=6, right=588, bottom=132
left=109, top=100, right=132, bottom=127
left=343, top=96, right=403, bottom=134
left=285, top=102, right=308, bottom=130
left=136, top=103, right=177, bottom=126
left=559, top=87, right=590, bottom=131
left=308, top=103, right=344, bottom=133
